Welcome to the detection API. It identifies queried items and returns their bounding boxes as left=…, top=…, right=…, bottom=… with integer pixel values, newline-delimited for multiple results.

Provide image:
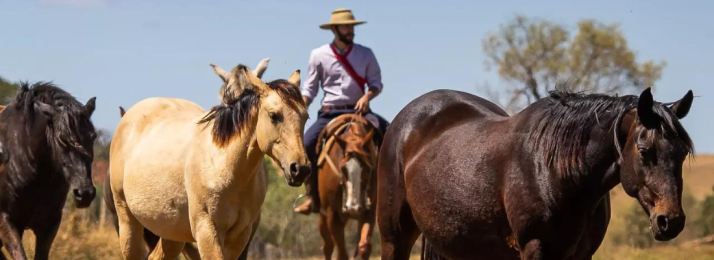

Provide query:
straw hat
left=320, top=8, right=366, bottom=30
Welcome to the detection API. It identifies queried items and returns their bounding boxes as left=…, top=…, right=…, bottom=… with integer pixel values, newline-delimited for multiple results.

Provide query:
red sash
left=330, top=43, right=366, bottom=93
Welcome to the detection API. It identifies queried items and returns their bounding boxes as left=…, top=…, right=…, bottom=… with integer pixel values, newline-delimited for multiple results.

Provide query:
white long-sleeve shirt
left=300, top=43, right=383, bottom=107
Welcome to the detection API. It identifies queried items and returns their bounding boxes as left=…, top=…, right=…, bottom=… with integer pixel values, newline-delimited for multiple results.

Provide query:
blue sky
left=1, top=0, right=712, bottom=153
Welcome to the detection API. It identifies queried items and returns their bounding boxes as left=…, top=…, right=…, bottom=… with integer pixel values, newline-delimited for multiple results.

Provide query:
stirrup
left=292, top=193, right=308, bottom=210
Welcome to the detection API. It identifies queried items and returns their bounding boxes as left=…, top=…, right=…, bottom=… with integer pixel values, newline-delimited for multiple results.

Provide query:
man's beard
left=337, top=30, right=354, bottom=45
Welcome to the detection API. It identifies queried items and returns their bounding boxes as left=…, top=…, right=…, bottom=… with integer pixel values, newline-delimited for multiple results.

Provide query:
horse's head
left=334, top=120, right=378, bottom=216
left=619, top=88, right=694, bottom=241
left=209, top=62, right=310, bottom=187
left=14, top=83, right=98, bottom=208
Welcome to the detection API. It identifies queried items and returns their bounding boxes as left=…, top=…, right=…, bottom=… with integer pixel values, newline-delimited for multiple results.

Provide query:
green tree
left=0, top=76, right=20, bottom=105
left=482, top=16, right=666, bottom=112
left=93, top=129, right=112, bottom=161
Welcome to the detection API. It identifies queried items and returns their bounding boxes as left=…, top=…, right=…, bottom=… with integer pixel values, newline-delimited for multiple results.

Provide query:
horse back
left=109, top=97, right=205, bottom=191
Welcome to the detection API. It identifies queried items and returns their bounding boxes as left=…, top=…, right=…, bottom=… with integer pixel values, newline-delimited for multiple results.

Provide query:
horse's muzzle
left=651, top=212, right=685, bottom=241
left=73, top=187, right=96, bottom=208
left=285, top=162, right=311, bottom=187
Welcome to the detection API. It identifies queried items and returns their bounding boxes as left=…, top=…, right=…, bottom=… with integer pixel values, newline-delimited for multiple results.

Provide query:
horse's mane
left=13, top=81, right=95, bottom=156
left=198, top=77, right=305, bottom=147
left=526, top=88, right=694, bottom=179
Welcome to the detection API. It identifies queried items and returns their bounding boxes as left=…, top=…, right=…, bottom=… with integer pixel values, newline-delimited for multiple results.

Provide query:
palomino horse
left=377, top=87, right=694, bottom=259
left=315, top=113, right=379, bottom=260
left=105, top=59, right=272, bottom=260
left=0, top=82, right=97, bottom=260
left=109, top=62, right=310, bottom=260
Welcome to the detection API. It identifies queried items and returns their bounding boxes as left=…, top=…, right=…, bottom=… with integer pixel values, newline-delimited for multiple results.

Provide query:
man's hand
left=354, top=95, right=370, bottom=114
left=354, top=87, right=380, bottom=114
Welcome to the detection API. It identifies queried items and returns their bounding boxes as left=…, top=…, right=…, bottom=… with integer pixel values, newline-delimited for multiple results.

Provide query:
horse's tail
left=103, top=167, right=120, bottom=234
left=421, top=236, right=448, bottom=260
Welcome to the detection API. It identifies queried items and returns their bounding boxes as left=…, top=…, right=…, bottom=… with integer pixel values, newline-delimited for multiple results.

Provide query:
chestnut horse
left=110, top=62, right=310, bottom=260
left=377, top=88, right=694, bottom=259
left=315, top=114, right=379, bottom=260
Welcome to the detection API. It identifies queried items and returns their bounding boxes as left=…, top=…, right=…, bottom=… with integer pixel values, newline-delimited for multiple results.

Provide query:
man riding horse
left=294, top=8, right=390, bottom=215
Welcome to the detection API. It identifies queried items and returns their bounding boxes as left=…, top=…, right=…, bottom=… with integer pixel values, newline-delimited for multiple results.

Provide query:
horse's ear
left=34, top=101, right=55, bottom=119
left=84, top=97, right=96, bottom=117
left=252, top=58, right=270, bottom=79
left=119, top=106, right=126, bottom=117
left=210, top=63, right=231, bottom=83
left=637, top=88, right=657, bottom=128
left=669, top=90, right=694, bottom=119
left=287, top=69, right=301, bottom=87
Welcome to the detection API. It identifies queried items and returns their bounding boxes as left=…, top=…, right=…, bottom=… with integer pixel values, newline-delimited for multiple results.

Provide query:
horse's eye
left=269, top=112, right=281, bottom=124
left=638, top=146, right=648, bottom=158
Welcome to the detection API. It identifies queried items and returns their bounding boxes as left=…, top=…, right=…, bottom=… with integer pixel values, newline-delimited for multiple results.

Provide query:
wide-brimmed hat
left=320, top=8, right=366, bottom=30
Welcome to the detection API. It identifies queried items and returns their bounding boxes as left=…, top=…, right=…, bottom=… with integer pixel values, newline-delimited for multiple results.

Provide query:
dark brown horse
left=315, top=113, right=379, bottom=260
left=0, top=82, right=97, bottom=260
left=377, top=87, right=694, bottom=260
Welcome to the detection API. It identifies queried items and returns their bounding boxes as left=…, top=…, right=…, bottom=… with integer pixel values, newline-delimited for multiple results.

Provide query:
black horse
left=0, top=82, right=98, bottom=260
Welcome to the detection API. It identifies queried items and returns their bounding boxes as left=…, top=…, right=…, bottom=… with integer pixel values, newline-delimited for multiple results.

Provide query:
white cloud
left=39, top=0, right=107, bottom=8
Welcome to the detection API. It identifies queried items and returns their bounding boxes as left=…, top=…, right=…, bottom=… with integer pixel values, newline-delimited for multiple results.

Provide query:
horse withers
left=109, top=62, right=310, bottom=260
left=0, top=82, right=97, bottom=260
left=314, top=114, right=379, bottom=260
left=377, top=87, right=694, bottom=259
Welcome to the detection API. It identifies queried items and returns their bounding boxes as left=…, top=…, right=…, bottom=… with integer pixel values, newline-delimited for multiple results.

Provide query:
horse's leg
left=326, top=212, right=348, bottom=260
left=0, top=213, right=27, bottom=260
left=354, top=210, right=376, bottom=260
left=377, top=169, right=421, bottom=259
left=181, top=243, right=200, bottom=260
left=143, top=229, right=161, bottom=256
left=319, top=214, right=334, bottom=260
left=147, top=238, right=185, bottom=260
left=520, top=239, right=544, bottom=260
left=31, top=213, right=61, bottom=260
left=192, top=216, right=225, bottom=259
left=237, top=212, right=261, bottom=260
left=223, top=225, right=253, bottom=260
left=115, top=203, right=147, bottom=259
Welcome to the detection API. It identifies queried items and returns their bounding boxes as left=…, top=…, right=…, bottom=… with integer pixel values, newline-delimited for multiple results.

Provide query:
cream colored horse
left=109, top=61, right=310, bottom=260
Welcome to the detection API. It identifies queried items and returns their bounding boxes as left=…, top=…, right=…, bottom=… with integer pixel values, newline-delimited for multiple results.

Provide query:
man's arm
left=355, top=49, right=383, bottom=113
left=301, top=50, right=321, bottom=108
left=364, top=49, right=383, bottom=98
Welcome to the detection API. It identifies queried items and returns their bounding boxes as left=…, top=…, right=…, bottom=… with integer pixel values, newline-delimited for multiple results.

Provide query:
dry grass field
left=6, top=155, right=714, bottom=259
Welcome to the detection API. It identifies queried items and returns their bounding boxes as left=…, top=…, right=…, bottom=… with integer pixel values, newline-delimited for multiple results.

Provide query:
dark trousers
left=303, top=109, right=390, bottom=206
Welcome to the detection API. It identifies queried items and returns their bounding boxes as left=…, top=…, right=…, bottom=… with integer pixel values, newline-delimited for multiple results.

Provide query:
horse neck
left=205, top=126, right=265, bottom=185
left=512, top=106, right=623, bottom=206
left=1, top=112, right=62, bottom=188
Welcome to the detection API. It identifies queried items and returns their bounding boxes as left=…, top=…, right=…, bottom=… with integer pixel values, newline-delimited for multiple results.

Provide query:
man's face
left=334, top=25, right=355, bottom=44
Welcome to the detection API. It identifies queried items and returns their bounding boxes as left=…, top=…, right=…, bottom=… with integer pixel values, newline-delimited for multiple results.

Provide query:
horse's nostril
left=290, top=162, right=298, bottom=174
left=657, top=215, right=669, bottom=231
left=73, top=189, right=82, bottom=198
